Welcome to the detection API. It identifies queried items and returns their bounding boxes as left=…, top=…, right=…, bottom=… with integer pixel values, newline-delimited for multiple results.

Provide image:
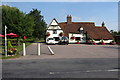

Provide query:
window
left=80, top=30, right=84, bottom=34
left=76, top=37, right=81, bottom=41
left=54, top=37, right=60, bottom=41
left=80, top=27, right=84, bottom=34
left=53, top=30, right=57, bottom=34
left=82, top=37, right=86, bottom=40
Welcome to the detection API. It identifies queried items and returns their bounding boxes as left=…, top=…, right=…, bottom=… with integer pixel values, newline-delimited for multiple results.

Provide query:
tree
left=2, top=5, right=46, bottom=40
left=110, top=30, right=120, bottom=36
left=2, top=5, right=35, bottom=38
left=27, top=9, right=47, bottom=40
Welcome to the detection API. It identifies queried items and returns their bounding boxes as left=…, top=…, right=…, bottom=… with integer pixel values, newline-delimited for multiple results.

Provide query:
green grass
left=1, top=53, right=21, bottom=59
left=35, top=39, right=45, bottom=43
left=1, top=42, right=32, bottom=59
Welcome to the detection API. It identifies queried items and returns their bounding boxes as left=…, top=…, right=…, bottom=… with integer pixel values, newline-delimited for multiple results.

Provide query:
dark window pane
left=54, top=37, right=60, bottom=41
left=53, top=30, right=57, bottom=34
left=76, top=37, right=81, bottom=40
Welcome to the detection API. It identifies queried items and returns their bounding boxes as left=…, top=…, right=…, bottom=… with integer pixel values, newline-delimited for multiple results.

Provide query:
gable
left=47, top=18, right=62, bottom=30
left=50, top=19, right=58, bottom=25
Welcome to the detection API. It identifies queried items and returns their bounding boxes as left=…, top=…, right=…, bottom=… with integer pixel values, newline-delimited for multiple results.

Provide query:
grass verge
left=1, top=42, right=32, bottom=59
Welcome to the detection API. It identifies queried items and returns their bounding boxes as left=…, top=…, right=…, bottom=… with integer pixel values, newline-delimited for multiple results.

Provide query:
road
left=2, top=58, right=119, bottom=78
left=2, top=43, right=119, bottom=78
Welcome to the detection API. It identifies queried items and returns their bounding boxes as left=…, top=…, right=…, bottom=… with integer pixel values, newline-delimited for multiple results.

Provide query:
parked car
left=46, top=38, right=56, bottom=44
left=59, top=36, right=69, bottom=45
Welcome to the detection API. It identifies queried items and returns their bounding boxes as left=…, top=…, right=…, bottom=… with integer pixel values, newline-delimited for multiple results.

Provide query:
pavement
left=2, top=43, right=119, bottom=78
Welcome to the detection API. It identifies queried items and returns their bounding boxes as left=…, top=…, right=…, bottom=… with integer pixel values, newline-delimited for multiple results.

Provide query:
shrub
left=8, top=41, right=13, bottom=49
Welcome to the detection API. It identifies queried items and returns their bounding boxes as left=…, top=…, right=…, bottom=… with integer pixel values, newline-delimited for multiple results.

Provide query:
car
left=59, top=36, right=69, bottom=45
left=46, top=38, right=56, bottom=44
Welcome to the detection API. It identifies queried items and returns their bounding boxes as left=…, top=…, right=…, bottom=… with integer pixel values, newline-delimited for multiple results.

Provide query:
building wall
left=47, top=25, right=61, bottom=29
left=69, top=33, right=86, bottom=43
left=94, top=40, right=113, bottom=43
left=46, top=30, right=63, bottom=43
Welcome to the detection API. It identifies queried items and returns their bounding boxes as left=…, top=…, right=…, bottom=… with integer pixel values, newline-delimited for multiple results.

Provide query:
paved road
left=2, top=43, right=119, bottom=78
left=2, top=58, right=118, bottom=78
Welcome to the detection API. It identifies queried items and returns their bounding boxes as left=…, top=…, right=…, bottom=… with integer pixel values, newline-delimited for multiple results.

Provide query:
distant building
left=46, top=15, right=114, bottom=44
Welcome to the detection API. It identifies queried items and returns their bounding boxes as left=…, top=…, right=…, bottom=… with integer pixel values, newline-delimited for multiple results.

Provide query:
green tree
left=27, top=9, right=47, bottom=40
left=2, top=5, right=34, bottom=38
left=110, top=30, right=120, bottom=36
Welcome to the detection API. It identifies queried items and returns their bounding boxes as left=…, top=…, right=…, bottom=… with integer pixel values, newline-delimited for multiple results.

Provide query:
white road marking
left=48, top=46, right=54, bottom=55
left=49, top=69, right=119, bottom=74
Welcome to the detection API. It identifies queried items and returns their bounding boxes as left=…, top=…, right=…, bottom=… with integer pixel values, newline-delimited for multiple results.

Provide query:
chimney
left=67, top=15, right=72, bottom=24
left=102, top=22, right=105, bottom=27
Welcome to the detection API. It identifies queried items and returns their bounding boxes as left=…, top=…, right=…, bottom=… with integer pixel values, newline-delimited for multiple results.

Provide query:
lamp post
left=5, top=25, right=7, bottom=57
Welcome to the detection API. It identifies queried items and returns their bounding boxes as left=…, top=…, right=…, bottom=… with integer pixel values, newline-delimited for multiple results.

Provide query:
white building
left=46, top=18, right=63, bottom=44
left=46, top=15, right=114, bottom=44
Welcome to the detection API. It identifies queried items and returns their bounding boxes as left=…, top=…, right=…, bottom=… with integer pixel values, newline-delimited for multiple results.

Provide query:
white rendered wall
left=94, top=40, right=113, bottom=43
left=46, top=30, right=63, bottom=43
left=69, top=33, right=86, bottom=43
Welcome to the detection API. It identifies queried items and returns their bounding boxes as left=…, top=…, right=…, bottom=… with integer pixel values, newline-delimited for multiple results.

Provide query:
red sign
left=23, top=36, right=26, bottom=39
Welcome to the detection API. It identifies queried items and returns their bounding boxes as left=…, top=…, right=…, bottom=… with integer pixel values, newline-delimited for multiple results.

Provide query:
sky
left=2, top=2, right=118, bottom=31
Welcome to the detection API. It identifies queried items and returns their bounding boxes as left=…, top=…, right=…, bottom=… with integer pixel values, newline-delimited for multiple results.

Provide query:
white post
left=23, top=43, right=26, bottom=56
left=5, top=25, right=7, bottom=57
left=38, top=43, right=40, bottom=56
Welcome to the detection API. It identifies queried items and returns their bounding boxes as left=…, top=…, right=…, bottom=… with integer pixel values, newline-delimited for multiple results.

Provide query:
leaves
left=2, top=5, right=46, bottom=40
left=27, top=9, right=47, bottom=39
left=110, top=30, right=120, bottom=36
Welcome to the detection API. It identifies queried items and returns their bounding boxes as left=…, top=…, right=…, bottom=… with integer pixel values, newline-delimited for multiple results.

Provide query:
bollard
left=48, top=46, right=54, bottom=55
left=23, top=43, right=26, bottom=56
left=38, top=43, right=40, bottom=56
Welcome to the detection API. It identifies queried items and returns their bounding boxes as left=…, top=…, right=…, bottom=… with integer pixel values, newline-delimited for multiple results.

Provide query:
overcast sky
left=2, top=2, right=119, bottom=31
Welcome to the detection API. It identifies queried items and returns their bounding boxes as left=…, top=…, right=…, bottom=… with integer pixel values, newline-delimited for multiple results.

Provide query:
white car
left=46, top=38, right=56, bottom=44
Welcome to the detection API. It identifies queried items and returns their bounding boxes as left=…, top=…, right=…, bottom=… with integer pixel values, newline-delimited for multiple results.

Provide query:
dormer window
left=80, top=27, right=84, bottom=34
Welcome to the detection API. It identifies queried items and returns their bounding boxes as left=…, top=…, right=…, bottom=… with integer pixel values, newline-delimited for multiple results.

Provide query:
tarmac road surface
left=2, top=43, right=119, bottom=78
left=2, top=58, right=118, bottom=78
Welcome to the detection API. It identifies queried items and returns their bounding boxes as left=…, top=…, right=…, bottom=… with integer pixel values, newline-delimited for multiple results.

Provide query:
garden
left=0, top=38, right=33, bottom=59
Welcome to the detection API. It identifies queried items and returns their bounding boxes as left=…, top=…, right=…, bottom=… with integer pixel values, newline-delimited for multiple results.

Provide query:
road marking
left=48, top=46, right=54, bottom=55
left=49, top=69, right=119, bottom=74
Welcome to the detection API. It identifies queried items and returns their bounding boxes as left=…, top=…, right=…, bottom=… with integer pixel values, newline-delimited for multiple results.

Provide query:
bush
left=8, top=41, right=13, bottom=49
left=7, top=41, right=17, bottom=55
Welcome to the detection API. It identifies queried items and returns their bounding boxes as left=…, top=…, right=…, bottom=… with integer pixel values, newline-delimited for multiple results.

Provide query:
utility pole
left=5, top=25, right=7, bottom=57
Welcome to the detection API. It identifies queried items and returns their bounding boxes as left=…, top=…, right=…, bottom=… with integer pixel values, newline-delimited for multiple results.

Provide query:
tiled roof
left=58, top=22, right=114, bottom=39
